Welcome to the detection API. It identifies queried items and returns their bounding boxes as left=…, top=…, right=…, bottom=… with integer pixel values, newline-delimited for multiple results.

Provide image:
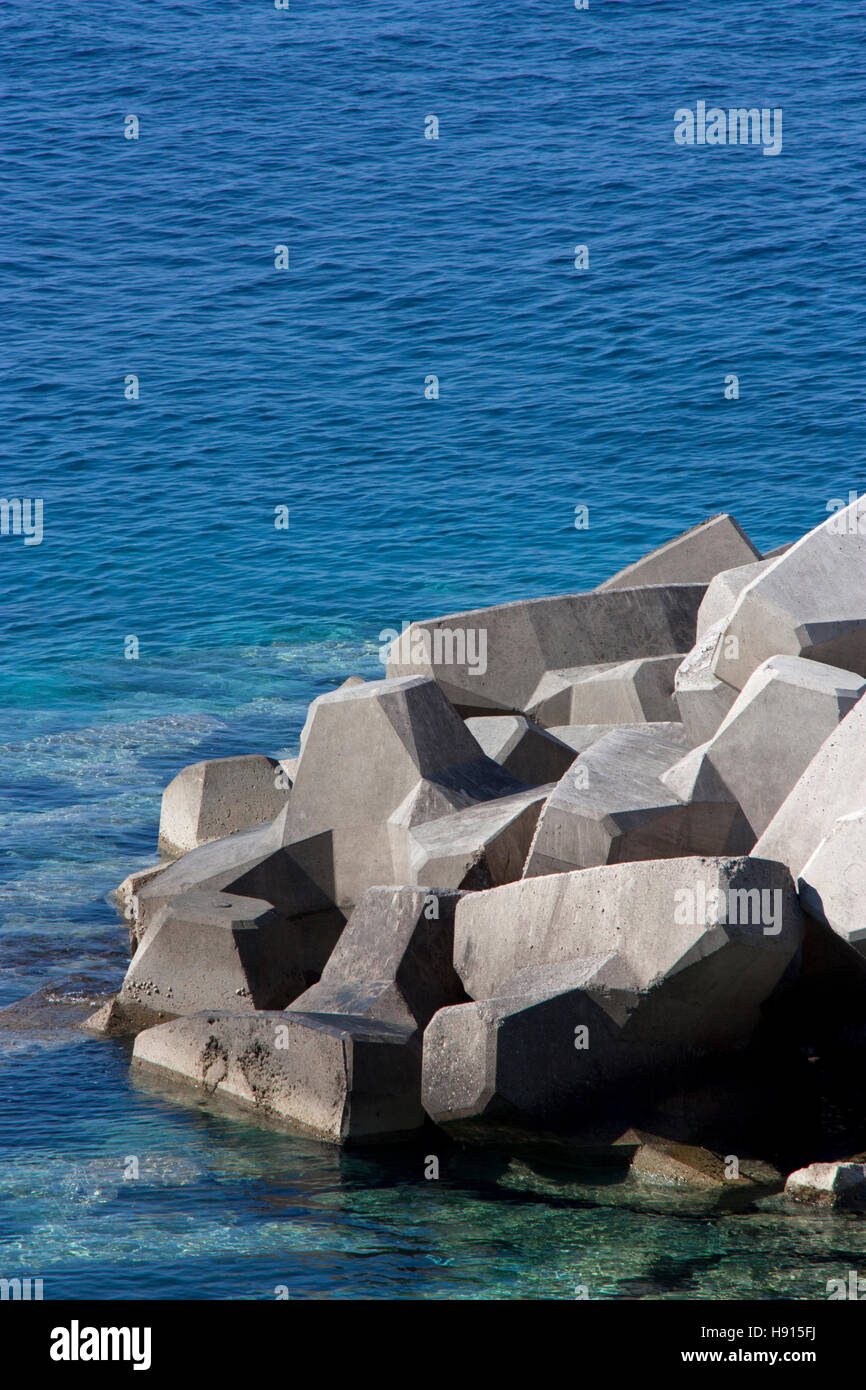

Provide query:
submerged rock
left=623, top=1130, right=782, bottom=1196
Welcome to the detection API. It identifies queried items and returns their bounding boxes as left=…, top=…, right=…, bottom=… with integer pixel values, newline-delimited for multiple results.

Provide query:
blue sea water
left=1, top=0, right=865, bottom=1298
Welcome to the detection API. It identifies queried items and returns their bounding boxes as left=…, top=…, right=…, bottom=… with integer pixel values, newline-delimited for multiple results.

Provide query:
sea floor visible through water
left=0, top=639, right=863, bottom=1301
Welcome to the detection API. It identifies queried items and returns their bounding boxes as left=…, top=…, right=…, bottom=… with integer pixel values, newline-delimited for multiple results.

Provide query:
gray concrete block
left=424, top=865, right=802, bottom=1133
left=158, top=755, right=291, bottom=857
left=281, top=676, right=524, bottom=907
left=527, top=655, right=682, bottom=727
left=116, top=891, right=307, bottom=1029
left=287, top=886, right=466, bottom=1030
left=133, top=1009, right=423, bottom=1143
left=797, top=809, right=866, bottom=955
left=674, top=621, right=740, bottom=746
left=596, top=514, right=759, bottom=591
left=464, top=716, right=576, bottom=785
left=663, top=656, right=866, bottom=838
left=422, top=955, right=638, bottom=1128
left=407, top=786, right=551, bottom=891
left=711, top=493, right=866, bottom=689
left=386, top=586, right=705, bottom=715
left=135, top=811, right=334, bottom=938
left=696, top=559, right=771, bottom=639
left=755, top=697, right=866, bottom=880
left=454, top=854, right=803, bottom=1000
left=523, top=726, right=749, bottom=876
left=547, top=722, right=688, bottom=753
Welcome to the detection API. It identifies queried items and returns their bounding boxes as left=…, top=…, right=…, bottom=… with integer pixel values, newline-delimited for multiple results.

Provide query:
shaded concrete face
left=137, top=816, right=288, bottom=922
left=596, top=514, right=760, bottom=592
left=422, top=955, right=638, bottom=1129
left=118, top=891, right=308, bottom=1029
left=464, top=716, right=576, bottom=785
left=287, top=886, right=467, bottom=1031
left=386, top=585, right=706, bottom=715
left=423, top=897, right=803, bottom=1134
left=755, top=696, right=866, bottom=880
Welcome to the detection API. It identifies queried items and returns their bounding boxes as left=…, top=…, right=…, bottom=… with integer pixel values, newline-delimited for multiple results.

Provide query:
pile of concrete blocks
left=133, top=887, right=466, bottom=1142
left=422, top=856, right=804, bottom=1135
left=89, top=500, right=866, bottom=1186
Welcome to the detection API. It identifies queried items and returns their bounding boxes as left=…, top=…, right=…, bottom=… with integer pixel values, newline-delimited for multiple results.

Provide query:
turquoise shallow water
left=2, top=0, right=866, bottom=1296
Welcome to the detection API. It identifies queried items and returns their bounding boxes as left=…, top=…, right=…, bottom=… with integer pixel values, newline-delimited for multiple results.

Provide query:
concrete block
left=454, top=854, right=803, bottom=1000
left=407, top=786, right=551, bottom=890
left=424, top=865, right=802, bottom=1133
left=696, top=559, right=770, bottom=639
left=281, top=676, right=524, bottom=907
left=287, top=886, right=466, bottom=1031
left=710, top=493, right=866, bottom=690
left=755, top=697, right=866, bottom=880
left=158, top=755, right=291, bottom=857
left=464, top=716, right=576, bottom=785
left=797, top=809, right=866, bottom=955
left=527, top=655, right=682, bottom=728
left=674, top=621, right=740, bottom=746
left=664, top=656, right=866, bottom=838
left=117, top=891, right=307, bottom=1029
left=596, top=514, right=759, bottom=591
left=386, top=586, right=705, bottom=715
left=133, top=1009, right=422, bottom=1143
left=523, top=726, right=750, bottom=876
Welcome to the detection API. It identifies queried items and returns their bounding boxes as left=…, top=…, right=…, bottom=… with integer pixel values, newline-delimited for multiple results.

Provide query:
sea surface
left=1, top=0, right=865, bottom=1298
